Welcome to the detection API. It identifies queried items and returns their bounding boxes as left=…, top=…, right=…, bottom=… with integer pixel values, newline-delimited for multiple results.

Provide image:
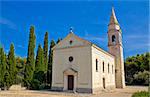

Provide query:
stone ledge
left=9, top=84, right=26, bottom=91
left=76, top=88, right=92, bottom=93
left=51, top=87, right=63, bottom=91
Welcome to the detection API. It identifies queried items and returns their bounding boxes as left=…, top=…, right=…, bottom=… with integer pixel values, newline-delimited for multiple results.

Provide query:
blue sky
left=0, top=0, right=149, bottom=58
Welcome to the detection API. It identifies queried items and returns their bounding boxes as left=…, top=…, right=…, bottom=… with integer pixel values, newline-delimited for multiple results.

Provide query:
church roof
left=76, top=33, right=115, bottom=57
left=53, top=31, right=114, bottom=58
left=74, top=34, right=114, bottom=57
left=73, top=33, right=115, bottom=58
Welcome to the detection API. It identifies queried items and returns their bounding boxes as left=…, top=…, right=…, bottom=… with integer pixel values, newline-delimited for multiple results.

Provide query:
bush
left=30, top=79, right=41, bottom=90
left=125, top=53, right=150, bottom=85
left=33, top=71, right=45, bottom=83
left=133, top=70, right=149, bottom=85
left=126, top=77, right=134, bottom=85
left=39, top=83, right=46, bottom=90
left=29, top=71, right=46, bottom=90
left=132, top=91, right=149, bottom=97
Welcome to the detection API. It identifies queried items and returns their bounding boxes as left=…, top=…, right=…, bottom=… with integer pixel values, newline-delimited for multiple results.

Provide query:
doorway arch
left=63, top=68, right=78, bottom=91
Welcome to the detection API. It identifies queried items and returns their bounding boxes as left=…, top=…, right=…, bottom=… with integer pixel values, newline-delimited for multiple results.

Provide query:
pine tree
left=35, top=44, right=44, bottom=72
left=7, top=43, right=16, bottom=85
left=47, top=40, right=55, bottom=87
left=24, top=26, right=36, bottom=88
left=43, top=32, right=48, bottom=72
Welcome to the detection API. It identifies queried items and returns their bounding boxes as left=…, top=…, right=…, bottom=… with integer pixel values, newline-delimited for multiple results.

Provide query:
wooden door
left=68, top=75, right=74, bottom=90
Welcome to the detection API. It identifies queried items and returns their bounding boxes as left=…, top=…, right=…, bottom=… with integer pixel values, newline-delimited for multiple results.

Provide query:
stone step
left=9, top=84, right=26, bottom=91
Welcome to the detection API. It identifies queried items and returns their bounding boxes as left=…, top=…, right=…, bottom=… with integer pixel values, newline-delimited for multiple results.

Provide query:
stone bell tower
left=108, top=7, right=125, bottom=88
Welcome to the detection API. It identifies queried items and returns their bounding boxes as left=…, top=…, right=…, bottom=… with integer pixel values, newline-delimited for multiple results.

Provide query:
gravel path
left=0, top=86, right=148, bottom=97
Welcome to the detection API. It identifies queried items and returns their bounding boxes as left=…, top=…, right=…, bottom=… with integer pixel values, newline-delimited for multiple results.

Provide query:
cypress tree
left=0, top=47, right=3, bottom=87
left=43, top=32, right=48, bottom=72
left=15, top=57, right=26, bottom=84
left=35, top=44, right=44, bottom=72
left=47, top=40, right=55, bottom=87
left=0, top=50, right=9, bottom=90
left=7, top=43, right=16, bottom=85
left=30, top=44, right=44, bottom=89
left=4, top=71, right=10, bottom=90
left=56, top=38, right=61, bottom=44
left=43, top=32, right=48, bottom=85
left=24, top=26, right=36, bottom=88
left=0, top=47, right=7, bottom=88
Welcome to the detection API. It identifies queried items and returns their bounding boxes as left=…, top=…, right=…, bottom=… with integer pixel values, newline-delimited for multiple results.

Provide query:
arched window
left=96, top=59, right=98, bottom=72
left=108, top=63, right=109, bottom=73
left=103, top=61, right=104, bottom=73
left=112, top=35, right=116, bottom=43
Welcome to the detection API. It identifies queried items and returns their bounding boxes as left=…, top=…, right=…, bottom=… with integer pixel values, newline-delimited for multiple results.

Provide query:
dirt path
left=0, top=86, right=148, bottom=97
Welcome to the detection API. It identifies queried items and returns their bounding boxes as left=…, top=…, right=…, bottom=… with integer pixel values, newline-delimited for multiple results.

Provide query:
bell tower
left=108, top=7, right=125, bottom=88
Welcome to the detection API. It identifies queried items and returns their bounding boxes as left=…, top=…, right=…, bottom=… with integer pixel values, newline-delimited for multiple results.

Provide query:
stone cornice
left=53, top=44, right=91, bottom=51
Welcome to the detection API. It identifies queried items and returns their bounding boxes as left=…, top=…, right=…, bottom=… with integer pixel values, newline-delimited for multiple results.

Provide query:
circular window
left=69, top=56, right=73, bottom=62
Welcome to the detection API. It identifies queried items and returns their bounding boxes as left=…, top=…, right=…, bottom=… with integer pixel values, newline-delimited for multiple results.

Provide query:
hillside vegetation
left=125, top=52, right=150, bottom=85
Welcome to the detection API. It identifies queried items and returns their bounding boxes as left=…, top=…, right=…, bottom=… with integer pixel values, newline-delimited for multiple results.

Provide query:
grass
left=132, top=91, right=149, bottom=97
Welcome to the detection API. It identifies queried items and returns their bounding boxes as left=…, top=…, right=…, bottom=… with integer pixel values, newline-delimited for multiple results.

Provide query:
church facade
left=51, top=8, right=125, bottom=94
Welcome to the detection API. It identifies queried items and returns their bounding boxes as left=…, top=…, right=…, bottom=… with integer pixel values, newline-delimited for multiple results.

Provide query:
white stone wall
left=91, top=45, right=115, bottom=92
left=52, top=32, right=116, bottom=93
left=52, top=45, right=92, bottom=90
left=53, top=33, right=91, bottom=50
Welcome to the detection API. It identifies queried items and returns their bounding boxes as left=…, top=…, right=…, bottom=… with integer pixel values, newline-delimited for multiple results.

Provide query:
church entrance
left=103, top=78, right=105, bottom=89
left=63, top=68, right=77, bottom=91
left=68, top=75, right=74, bottom=90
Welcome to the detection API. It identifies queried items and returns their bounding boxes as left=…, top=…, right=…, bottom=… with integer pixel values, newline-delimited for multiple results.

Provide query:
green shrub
left=39, top=83, right=46, bottom=90
left=30, top=79, right=41, bottom=90
left=132, top=91, right=149, bottom=97
left=14, top=75, right=23, bottom=84
left=133, top=70, right=150, bottom=85
left=125, top=53, right=150, bottom=85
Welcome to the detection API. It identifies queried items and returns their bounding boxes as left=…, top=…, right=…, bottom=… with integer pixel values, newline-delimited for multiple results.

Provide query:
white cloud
left=83, top=36, right=105, bottom=41
left=81, top=32, right=106, bottom=42
left=123, top=34, right=149, bottom=52
left=124, top=34, right=148, bottom=39
left=16, top=44, right=26, bottom=49
left=0, top=18, right=17, bottom=30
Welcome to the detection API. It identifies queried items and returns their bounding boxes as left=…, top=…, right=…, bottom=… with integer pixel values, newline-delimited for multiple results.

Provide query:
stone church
left=51, top=8, right=125, bottom=93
